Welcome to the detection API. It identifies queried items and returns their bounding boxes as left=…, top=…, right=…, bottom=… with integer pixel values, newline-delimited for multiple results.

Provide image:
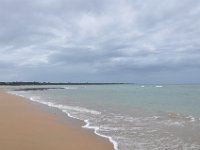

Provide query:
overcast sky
left=0, top=0, right=200, bottom=83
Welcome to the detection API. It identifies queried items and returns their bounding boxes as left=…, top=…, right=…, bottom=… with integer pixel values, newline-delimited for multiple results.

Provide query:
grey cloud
left=0, top=0, right=200, bottom=83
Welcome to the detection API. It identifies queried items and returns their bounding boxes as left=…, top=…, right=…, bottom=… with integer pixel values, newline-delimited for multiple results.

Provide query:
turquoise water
left=10, top=84, right=200, bottom=150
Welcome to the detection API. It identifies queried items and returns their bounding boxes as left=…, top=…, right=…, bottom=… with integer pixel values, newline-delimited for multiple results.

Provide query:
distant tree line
left=0, top=82, right=126, bottom=86
left=0, top=82, right=60, bottom=86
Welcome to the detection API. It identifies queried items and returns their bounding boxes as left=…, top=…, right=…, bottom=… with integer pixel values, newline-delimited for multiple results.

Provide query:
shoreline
left=8, top=89, right=118, bottom=150
left=0, top=89, right=114, bottom=150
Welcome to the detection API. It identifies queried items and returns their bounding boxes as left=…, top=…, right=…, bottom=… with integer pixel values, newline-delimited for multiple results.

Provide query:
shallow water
left=9, top=84, right=200, bottom=150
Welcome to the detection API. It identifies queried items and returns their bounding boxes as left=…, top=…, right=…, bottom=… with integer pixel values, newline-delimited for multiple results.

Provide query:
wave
left=9, top=90, right=200, bottom=150
left=8, top=91, right=119, bottom=150
left=64, top=86, right=86, bottom=90
left=83, top=120, right=119, bottom=150
left=186, top=115, right=196, bottom=122
left=64, top=86, right=78, bottom=90
left=155, top=85, right=163, bottom=88
left=167, top=112, right=198, bottom=122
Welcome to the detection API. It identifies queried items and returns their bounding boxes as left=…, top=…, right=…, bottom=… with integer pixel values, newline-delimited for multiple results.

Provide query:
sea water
left=9, top=84, right=200, bottom=150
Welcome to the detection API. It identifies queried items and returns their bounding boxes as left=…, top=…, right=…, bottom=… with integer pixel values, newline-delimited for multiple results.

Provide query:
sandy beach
left=0, top=89, right=113, bottom=150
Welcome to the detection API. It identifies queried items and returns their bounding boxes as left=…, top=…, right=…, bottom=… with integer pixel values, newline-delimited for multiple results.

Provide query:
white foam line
left=61, top=110, right=79, bottom=120
left=186, top=115, right=196, bottom=122
left=64, top=86, right=87, bottom=89
left=42, top=103, right=119, bottom=150
left=8, top=91, right=119, bottom=150
left=83, top=120, right=119, bottom=150
left=155, top=85, right=163, bottom=88
left=8, top=91, right=28, bottom=98
left=60, top=111, right=119, bottom=150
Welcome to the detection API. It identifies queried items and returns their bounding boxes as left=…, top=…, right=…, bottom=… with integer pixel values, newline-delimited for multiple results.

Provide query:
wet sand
left=0, top=89, right=113, bottom=150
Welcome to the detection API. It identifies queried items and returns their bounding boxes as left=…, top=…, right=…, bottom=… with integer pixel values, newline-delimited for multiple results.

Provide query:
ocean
left=9, top=84, right=200, bottom=150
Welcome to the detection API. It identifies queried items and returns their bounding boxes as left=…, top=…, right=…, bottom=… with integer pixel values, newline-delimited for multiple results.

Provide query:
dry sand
left=0, top=89, right=113, bottom=150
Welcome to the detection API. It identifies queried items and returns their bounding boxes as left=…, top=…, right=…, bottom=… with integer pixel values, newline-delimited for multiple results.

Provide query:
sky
left=0, top=0, right=200, bottom=83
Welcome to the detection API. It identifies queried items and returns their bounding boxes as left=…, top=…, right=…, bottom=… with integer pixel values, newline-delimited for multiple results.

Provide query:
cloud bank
left=0, top=0, right=200, bottom=83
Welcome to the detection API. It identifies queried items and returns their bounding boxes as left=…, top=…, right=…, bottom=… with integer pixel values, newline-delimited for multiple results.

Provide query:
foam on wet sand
left=0, top=89, right=113, bottom=150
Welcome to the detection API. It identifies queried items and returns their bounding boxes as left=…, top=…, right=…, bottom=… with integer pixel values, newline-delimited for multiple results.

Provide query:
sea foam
left=155, top=85, right=163, bottom=88
left=8, top=91, right=119, bottom=150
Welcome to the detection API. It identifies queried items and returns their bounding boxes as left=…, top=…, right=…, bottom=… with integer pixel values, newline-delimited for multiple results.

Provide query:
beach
left=1, top=84, right=200, bottom=149
left=0, top=89, right=113, bottom=150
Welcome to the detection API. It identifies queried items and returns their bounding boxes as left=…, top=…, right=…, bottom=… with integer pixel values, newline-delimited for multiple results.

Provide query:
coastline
left=0, top=89, right=113, bottom=150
